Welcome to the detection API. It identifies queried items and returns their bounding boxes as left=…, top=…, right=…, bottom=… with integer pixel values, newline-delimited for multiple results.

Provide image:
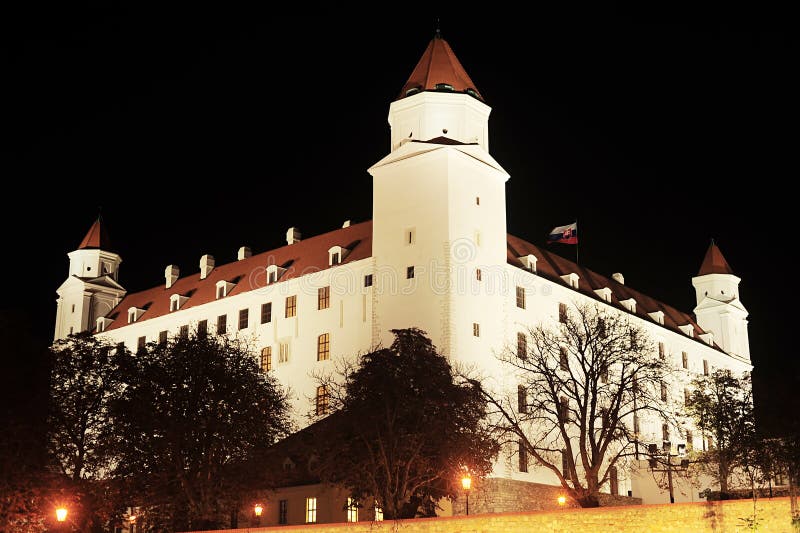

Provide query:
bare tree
left=476, top=302, right=674, bottom=507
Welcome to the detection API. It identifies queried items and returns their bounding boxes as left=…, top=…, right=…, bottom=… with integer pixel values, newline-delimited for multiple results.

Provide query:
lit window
left=473, top=323, right=480, bottom=337
left=516, top=286, right=526, bottom=309
left=238, top=309, right=249, bottom=330
left=217, top=314, right=227, bottom=334
left=261, top=347, right=272, bottom=372
left=559, top=302, right=567, bottom=323
left=318, top=286, right=330, bottom=310
left=346, top=498, right=358, bottom=523
left=285, top=295, right=297, bottom=318
left=317, top=333, right=330, bottom=361
left=261, top=302, right=272, bottom=324
left=279, top=341, right=290, bottom=363
left=198, top=320, right=207, bottom=337
left=305, top=497, right=317, bottom=523
left=364, top=274, right=373, bottom=287
left=517, top=332, right=527, bottom=359
left=316, top=385, right=329, bottom=416
left=682, top=351, right=688, bottom=369
left=407, top=266, right=415, bottom=279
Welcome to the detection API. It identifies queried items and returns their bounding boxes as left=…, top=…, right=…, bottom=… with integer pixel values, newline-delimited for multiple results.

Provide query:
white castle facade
left=54, top=33, right=752, bottom=518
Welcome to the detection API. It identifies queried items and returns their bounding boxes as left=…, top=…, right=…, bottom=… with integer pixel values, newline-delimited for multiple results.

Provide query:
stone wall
left=450, top=478, right=641, bottom=515
left=187, top=497, right=795, bottom=533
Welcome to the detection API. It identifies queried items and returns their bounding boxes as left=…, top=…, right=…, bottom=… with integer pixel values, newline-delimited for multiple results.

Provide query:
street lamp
left=254, top=504, right=263, bottom=517
left=56, top=507, right=68, bottom=523
left=461, top=474, right=472, bottom=516
left=557, top=495, right=566, bottom=506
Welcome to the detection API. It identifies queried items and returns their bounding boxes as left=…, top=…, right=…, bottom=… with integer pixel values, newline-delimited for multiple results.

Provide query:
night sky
left=2, top=11, right=797, bottom=428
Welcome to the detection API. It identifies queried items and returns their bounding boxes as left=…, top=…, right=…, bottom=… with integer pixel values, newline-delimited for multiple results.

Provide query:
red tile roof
left=697, top=242, right=734, bottom=275
left=78, top=218, right=112, bottom=250
left=507, top=234, right=722, bottom=351
left=103, top=221, right=373, bottom=332
left=398, top=33, right=484, bottom=101
left=101, top=221, right=720, bottom=353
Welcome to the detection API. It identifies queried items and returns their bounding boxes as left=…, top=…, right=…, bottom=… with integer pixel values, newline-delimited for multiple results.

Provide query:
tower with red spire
left=691, top=242, right=750, bottom=360
left=54, top=218, right=126, bottom=340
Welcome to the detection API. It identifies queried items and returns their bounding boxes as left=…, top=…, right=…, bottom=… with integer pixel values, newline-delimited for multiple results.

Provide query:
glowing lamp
left=461, top=475, right=472, bottom=491
left=56, top=507, right=68, bottom=522
left=254, top=504, right=264, bottom=517
left=557, top=495, right=567, bottom=506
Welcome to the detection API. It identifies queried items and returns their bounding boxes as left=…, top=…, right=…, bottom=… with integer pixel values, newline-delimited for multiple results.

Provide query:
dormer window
left=266, top=264, right=287, bottom=284
left=215, top=280, right=236, bottom=299
left=620, top=298, right=637, bottom=313
left=127, top=306, right=145, bottom=324
left=170, top=293, right=189, bottom=312
left=328, top=246, right=349, bottom=267
left=594, top=287, right=612, bottom=302
left=678, top=324, right=695, bottom=338
left=519, top=254, right=537, bottom=273
left=96, top=316, right=112, bottom=333
left=405, top=86, right=421, bottom=97
left=560, top=273, right=579, bottom=289
left=434, top=82, right=454, bottom=92
left=648, top=311, right=665, bottom=325
left=465, top=88, right=480, bottom=99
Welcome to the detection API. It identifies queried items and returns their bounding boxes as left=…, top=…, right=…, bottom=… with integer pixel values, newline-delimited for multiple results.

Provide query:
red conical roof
left=698, top=242, right=734, bottom=275
left=78, top=218, right=112, bottom=250
left=398, top=33, right=483, bottom=101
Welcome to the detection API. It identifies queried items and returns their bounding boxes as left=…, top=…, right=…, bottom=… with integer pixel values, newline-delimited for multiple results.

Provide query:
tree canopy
left=311, top=328, right=499, bottom=519
left=477, top=302, right=673, bottom=507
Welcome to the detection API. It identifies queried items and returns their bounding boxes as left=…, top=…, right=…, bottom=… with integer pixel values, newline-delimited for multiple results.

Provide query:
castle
left=54, top=32, right=752, bottom=524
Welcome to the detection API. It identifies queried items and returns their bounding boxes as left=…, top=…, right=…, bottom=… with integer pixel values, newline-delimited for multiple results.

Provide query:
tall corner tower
left=369, top=32, right=509, bottom=363
left=691, top=241, right=750, bottom=360
left=54, top=218, right=126, bottom=340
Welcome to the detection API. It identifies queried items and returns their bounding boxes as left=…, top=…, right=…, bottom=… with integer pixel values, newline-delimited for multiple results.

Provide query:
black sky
left=2, top=10, right=797, bottom=427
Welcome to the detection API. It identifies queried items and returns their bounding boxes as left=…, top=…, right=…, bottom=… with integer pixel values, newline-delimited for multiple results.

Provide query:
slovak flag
left=547, top=222, right=578, bottom=245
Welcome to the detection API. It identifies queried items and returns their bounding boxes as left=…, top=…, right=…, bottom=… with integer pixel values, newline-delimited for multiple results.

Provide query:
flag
left=547, top=222, right=578, bottom=245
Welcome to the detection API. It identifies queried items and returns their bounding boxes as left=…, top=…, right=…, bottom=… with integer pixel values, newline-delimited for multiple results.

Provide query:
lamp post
left=56, top=507, right=68, bottom=523
left=461, top=475, right=472, bottom=516
left=254, top=503, right=263, bottom=526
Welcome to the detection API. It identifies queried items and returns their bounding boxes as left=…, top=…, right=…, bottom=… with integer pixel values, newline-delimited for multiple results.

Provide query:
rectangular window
left=517, top=385, right=527, bottom=414
left=686, top=430, right=694, bottom=451
left=560, top=396, right=569, bottom=422
left=285, top=295, right=297, bottom=318
left=601, top=408, right=609, bottom=429
left=633, top=413, right=640, bottom=435
left=279, top=500, right=288, bottom=525
left=517, top=332, right=527, bottom=360
left=346, top=497, right=358, bottom=523
left=682, top=351, right=688, bottom=369
left=559, top=302, right=567, bottom=323
left=600, top=363, right=609, bottom=384
left=516, top=286, right=526, bottom=309
left=196, top=319, right=207, bottom=338
left=317, top=333, right=330, bottom=361
left=316, top=385, right=329, bottom=416
left=170, top=299, right=178, bottom=312
left=473, top=323, right=480, bottom=337
left=658, top=342, right=666, bottom=359
left=179, top=325, right=189, bottom=338
left=661, top=382, right=668, bottom=402
left=518, top=440, right=528, bottom=473
left=559, top=347, right=569, bottom=371
left=158, top=330, right=168, bottom=345
left=318, top=286, right=330, bottom=310
left=238, top=308, right=249, bottom=330
left=279, top=341, right=290, bottom=363
left=331, top=252, right=340, bottom=265
left=476, top=268, right=482, bottom=281
left=598, top=318, right=607, bottom=338
left=216, top=285, right=224, bottom=299
left=137, top=336, right=146, bottom=352
left=703, top=359, right=709, bottom=376
left=609, top=466, right=619, bottom=496
left=217, top=314, right=227, bottom=334
left=261, top=302, right=272, bottom=324
left=261, top=347, right=272, bottom=372
left=116, top=341, right=125, bottom=355
left=561, top=449, right=570, bottom=475
left=684, top=388, right=690, bottom=405
left=662, top=423, right=670, bottom=443
left=364, top=274, right=373, bottom=287
left=305, top=497, right=317, bottom=523
left=406, top=266, right=415, bottom=279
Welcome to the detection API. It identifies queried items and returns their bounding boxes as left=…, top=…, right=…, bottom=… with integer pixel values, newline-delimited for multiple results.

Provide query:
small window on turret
left=405, top=87, right=421, bottom=97
left=466, top=88, right=479, bottom=99
left=435, top=83, right=454, bottom=91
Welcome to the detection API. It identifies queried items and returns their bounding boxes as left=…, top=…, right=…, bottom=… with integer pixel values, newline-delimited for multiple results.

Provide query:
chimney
left=342, top=220, right=351, bottom=228
left=612, top=272, right=625, bottom=285
left=286, top=227, right=302, bottom=245
left=238, top=246, right=252, bottom=260
left=200, top=254, right=215, bottom=279
left=165, top=265, right=180, bottom=289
